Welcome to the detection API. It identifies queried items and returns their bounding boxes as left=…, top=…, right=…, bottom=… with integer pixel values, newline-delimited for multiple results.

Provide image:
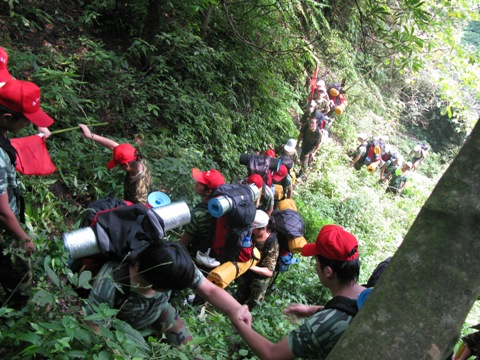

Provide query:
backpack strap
left=323, top=296, right=359, bottom=316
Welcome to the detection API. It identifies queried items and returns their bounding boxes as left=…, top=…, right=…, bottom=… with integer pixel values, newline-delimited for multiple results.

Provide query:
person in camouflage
left=79, top=124, right=152, bottom=204
left=230, top=224, right=365, bottom=359
left=179, top=168, right=225, bottom=266
left=0, top=80, right=54, bottom=308
left=85, top=240, right=252, bottom=346
left=235, top=210, right=279, bottom=309
left=386, top=161, right=412, bottom=195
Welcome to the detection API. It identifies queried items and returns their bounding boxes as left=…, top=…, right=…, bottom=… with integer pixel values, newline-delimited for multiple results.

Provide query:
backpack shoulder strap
left=323, top=296, right=358, bottom=316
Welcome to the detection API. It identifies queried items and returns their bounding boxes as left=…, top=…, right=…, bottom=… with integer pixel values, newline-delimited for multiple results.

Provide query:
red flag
left=11, top=135, right=56, bottom=176
left=309, top=65, right=318, bottom=95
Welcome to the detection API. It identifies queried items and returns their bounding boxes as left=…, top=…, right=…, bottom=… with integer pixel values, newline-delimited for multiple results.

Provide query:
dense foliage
left=0, top=0, right=479, bottom=358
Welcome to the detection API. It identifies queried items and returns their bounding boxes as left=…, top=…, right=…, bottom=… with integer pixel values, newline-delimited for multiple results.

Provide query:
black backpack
left=69, top=202, right=165, bottom=301
left=210, top=184, right=257, bottom=264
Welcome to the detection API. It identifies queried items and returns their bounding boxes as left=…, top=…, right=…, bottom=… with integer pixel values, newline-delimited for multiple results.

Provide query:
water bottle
left=242, top=236, right=252, bottom=248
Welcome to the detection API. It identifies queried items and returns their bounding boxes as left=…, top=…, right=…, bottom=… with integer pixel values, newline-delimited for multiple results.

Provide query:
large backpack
left=210, top=184, right=257, bottom=264
left=360, top=139, right=384, bottom=166
left=69, top=201, right=165, bottom=300
left=262, top=209, right=304, bottom=289
left=240, top=153, right=280, bottom=187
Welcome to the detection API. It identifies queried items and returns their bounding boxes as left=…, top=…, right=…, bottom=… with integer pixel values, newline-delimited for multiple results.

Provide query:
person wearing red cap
left=179, top=168, right=225, bottom=268
left=272, top=164, right=293, bottom=201
left=0, top=79, right=55, bottom=308
left=79, top=124, right=152, bottom=204
left=246, top=173, right=274, bottom=215
left=230, top=224, right=365, bottom=360
left=297, top=113, right=322, bottom=180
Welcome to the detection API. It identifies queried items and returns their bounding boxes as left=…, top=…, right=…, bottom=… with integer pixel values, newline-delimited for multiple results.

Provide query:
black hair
left=137, top=240, right=195, bottom=291
left=316, top=255, right=360, bottom=287
left=266, top=216, right=277, bottom=233
left=0, top=105, right=19, bottom=165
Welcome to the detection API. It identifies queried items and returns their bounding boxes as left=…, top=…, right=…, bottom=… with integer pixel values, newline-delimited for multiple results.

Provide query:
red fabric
left=11, top=135, right=56, bottom=176
left=309, top=66, right=318, bottom=95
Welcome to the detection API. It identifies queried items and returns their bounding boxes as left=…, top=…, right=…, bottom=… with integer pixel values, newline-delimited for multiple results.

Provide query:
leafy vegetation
left=1, top=0, right=479, bottom=358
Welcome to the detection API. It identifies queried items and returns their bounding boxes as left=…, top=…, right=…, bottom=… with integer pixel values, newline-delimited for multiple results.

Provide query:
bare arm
left=249, top=265, right=274, bottom=278
left=0, top=192, right=33, bottom=253
left=231, top=305, right=296, bottom=360
left=195, top=278, right=252, bottom=327
left=79, top=124, right=119, bottom=150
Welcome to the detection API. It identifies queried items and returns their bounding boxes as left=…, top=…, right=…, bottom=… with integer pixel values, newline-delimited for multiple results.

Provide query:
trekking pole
left=268, top=271, right=281, bottom=292
left=49, top=122, right=108, bottom=136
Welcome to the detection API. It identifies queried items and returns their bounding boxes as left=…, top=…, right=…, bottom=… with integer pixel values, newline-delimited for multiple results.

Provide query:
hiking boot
left=196, top=249, right=220, bottom=268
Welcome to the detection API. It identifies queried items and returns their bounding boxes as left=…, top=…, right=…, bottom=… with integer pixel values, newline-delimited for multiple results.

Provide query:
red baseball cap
left=246, top=174, right=264, bottom=189
left=0, top=47, right=12, bottom=82
left=301, top=224, right=358, bottom=261
left=107, top=143, right=138, bottom=169
left=272, top=164, right=288, bottom=182
left=0, top=80, right=54, bottom=127
left=264, top=149, right=275, bottom=158
left=192, top=168, right=225, bottom=190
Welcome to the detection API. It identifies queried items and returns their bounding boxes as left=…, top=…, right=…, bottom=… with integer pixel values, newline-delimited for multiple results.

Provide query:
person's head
left=0, top=47, right=12, bottom=82
left=192, top=168, right=225, bottom=198
left=272, top=164, right=288, bottom=183
left=308, top=115, right=317, bottom=131
left=246, top=173, right=264, bottom=190
left=252, top=209, right=275, bottom=238
left=136, top=240, right=195, bottom=291
left=302, top=225, right=360, bottom=286
left=106, top=143, right=140, bottom=172
left=264, top=149, right=275, bottom=158
left=357, top=133, right=367, bottom=143
left=403, top=162, right=412, bottom=172
left=283, top=138, right=297, bottom=155
left=0, top=80, right=54, bottom=132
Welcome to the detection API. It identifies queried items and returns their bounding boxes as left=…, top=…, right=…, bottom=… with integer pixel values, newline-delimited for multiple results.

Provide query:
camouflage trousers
left=235, top=271, right=271, bottom=310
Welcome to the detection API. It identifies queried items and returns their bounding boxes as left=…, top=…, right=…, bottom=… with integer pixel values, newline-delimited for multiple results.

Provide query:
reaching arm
left=249, top=265, right=274, bottom=278
left=231, top=305, right=296, bottom=360
left=195, top=278, right=252, bottom=327
left=79, top=124, right=119, bottom=150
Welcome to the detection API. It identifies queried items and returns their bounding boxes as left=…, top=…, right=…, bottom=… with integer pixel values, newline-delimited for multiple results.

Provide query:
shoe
left=196, top=249, right=220, bottom=268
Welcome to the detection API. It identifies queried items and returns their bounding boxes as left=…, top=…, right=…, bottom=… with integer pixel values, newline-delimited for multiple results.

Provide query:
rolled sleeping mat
left=279, top=155, right=294, bottom=170
left=274, top=184, right=284, bottom=201
left=277, top=198, right=297, bottom=211
left=147, top=191, right=171, bottom=208
left=334, top=102, right=346, bottom=115
left=208, top=183, right=259, bottom=218
left=288, top=236, right=307, bottom=253
left=207, top=248, right=261, bottom=289
left=64, top=201, right=191, bottom=260
left=367, top=160, right=381, bottom=173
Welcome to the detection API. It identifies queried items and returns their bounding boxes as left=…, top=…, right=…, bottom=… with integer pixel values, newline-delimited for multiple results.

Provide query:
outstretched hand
left=78, top=124, right=92, bottom=139
left=230, top=304, right=252, bottom=328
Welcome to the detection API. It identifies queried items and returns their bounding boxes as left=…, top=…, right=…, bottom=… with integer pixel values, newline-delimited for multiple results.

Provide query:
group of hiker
left=350, top=133, right=429, bottom=195
left=0, top=46, right=472, bottom=360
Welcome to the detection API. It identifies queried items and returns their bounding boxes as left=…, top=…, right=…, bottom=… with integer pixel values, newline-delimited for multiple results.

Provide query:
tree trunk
left=328, top=120, right=480, bottom=359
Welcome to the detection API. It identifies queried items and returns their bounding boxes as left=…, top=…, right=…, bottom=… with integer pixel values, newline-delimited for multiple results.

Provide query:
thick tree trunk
left=328, top=121, right=480, bottom=359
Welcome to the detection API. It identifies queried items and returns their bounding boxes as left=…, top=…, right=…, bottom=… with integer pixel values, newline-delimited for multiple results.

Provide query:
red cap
left=0, top=47, right=12, bottom=82
left=0, top=80, right=54, bottom=127
left=246, top=173, right=264, bottom=189
left=264, top=149, right=275, bottom=158
left=107, top=143, right=138, bottom=169
left=192, top=168, right=225, bottom=190
left=301, top=225, right=358, bottom=261
left=272, top=164, right=288, bottom=182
